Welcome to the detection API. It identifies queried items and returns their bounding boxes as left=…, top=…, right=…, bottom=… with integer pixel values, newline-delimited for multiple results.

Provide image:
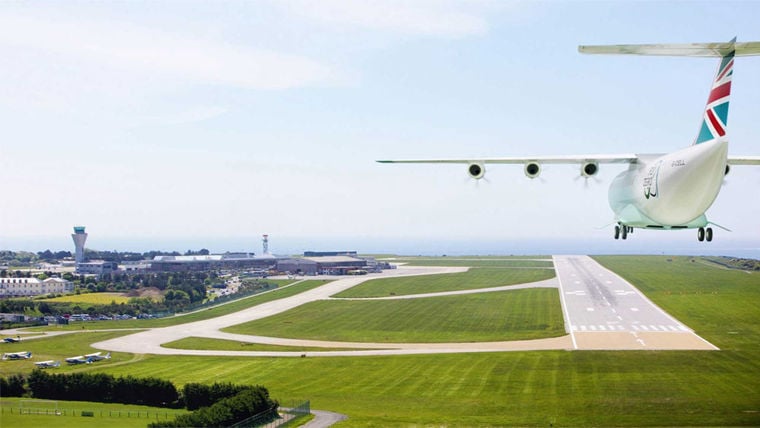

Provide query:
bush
left=151, top=386, right=277, bottom=428
left=182, top=382, right=249, bottom=410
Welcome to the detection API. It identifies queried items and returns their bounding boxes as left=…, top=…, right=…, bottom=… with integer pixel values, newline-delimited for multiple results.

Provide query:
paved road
left=553, top=255, right=717, bottom=350
left=303, top=410, right=348, bottom=428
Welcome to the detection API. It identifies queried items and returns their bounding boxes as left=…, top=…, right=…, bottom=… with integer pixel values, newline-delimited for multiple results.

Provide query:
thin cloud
left=278, top=0, right=491, bottom=38
left=0, top=13, right=340, bottom=90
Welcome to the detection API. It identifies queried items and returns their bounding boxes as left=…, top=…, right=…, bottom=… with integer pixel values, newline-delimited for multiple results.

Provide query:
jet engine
left=524, top=162, right=541, bottom=179
left=724, top=164, right=731, bottom=176
left=468, top=162, right=486, bottom=180
left=581, top=161, right=599, bottom=177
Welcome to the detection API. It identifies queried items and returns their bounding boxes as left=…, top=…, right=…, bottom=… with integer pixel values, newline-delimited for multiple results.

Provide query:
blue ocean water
left=4, top=235, right=759, bottom=259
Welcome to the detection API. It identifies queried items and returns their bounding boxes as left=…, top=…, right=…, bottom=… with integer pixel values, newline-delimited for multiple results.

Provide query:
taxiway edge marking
left=553, top=255, right=578, bottom=350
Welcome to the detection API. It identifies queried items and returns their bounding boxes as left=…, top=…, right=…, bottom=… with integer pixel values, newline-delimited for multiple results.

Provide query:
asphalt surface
left=553, top=255, right=717, bottom=350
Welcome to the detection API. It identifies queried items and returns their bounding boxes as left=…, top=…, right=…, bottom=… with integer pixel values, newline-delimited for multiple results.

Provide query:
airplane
left=3, top=336, right=21, bottom=343
left=34, top=360, right=61, bottom=369
left=2, top=351, right=32, bottom=360
left=85, top=351, right=111, bottom=361
left=66, top=352, right=111, bottom=364
left=378, top=39, right=760, bottom=242
left=65, top=355, right=91, bottom=364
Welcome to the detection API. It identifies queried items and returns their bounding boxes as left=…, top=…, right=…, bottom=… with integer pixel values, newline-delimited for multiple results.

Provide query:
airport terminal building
left=0, top=277, right=75, bottom=297
left=148, top=251, right=386, bottom=275
left=149, top=253, right=277, bottom=272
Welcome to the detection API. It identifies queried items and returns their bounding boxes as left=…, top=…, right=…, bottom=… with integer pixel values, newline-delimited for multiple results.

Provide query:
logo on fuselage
left=643, top=162, right=662, bottom=199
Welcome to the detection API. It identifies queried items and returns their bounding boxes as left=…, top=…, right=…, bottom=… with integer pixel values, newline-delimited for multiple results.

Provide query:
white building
left=0, top=277, right=75, bottom=297
left=76, top=261, right=118, bottom=275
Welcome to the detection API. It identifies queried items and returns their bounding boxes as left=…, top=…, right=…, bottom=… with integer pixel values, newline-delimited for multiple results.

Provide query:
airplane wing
left=377, top=155, right=638, bottom=180
left=727, top=156, right=760, bottom=165
left=377, top=155, right=638, bottom=165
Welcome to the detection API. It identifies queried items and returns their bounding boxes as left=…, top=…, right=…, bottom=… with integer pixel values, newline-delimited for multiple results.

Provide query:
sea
left=3, top=235, right=759, bottom=260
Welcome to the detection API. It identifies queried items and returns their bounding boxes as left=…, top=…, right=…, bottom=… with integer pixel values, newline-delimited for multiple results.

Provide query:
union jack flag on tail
left=694, top=38, right=735, bottom=145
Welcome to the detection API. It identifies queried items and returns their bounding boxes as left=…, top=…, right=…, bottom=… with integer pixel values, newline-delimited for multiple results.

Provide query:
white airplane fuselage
left=609, top=139, right=728, bottom=228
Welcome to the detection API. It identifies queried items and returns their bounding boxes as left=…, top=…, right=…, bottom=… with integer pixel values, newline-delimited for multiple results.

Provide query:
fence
left=3, top=400, right=310, bottom=427
left=2, top=406, right=181, bottom=420
left=229, top=401, right=311, bottom=428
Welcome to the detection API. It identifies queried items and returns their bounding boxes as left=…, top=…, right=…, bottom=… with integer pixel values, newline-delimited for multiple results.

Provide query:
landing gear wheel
left=621, top=225, right=628, bottom=240
left=614, top=225, right=620, bottom=240
left=706, top=227, right=713, bottom=242
left=698, top=227, right=705, bottom=242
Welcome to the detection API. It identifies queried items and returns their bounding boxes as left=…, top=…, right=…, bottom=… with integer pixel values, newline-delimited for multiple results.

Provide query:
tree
left=38, top=302, right=52, bottom=314
left=0, top=374, right=26, bottom=397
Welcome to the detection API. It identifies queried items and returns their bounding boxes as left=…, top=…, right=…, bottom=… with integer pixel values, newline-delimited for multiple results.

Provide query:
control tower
left=72, top=226, right=88, bottom=264
left=262, top=234, right=270, bottom=255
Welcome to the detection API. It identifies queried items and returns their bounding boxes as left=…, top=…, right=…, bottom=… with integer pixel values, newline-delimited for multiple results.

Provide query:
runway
left=86, top=256, right=717, bottom=355
left=554, top=255, right=718, bottom=350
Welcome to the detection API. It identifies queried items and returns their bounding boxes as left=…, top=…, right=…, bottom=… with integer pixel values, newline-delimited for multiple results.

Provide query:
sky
left=1, top=1, right=760, bottom=256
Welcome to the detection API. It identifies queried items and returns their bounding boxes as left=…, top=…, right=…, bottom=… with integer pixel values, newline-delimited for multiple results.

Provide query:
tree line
left=1, top=248, right=213, bottom=267
left=26, top=370, right=178, bottom=407
left=1, top=372, right=278, bottom=427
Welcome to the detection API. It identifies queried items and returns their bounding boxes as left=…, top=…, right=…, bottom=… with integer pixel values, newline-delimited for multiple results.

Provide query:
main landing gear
left=697, top=227, right=713, bottom=242
left=614, top=224, right=633, bottom=240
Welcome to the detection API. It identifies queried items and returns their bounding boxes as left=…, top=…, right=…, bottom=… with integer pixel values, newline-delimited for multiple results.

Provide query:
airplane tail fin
left=694, top=40, right=735, bottom=145
left=579, top=39, right=760, bottom=145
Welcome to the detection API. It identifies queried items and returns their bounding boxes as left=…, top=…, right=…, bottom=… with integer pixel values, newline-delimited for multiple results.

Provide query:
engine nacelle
left=725, top=164, right=731, bottom=176
left=524, top=162, right=541, bottom=179
left=468, top=162, right=486, bottom=180
left=581, top=161, right=599, bottom=177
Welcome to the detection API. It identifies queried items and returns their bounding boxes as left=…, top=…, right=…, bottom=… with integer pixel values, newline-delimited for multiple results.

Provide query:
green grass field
left=335, top=266, right=554, bottom=298
left=390, top=256, right=553, bottom=268
left=0, top=398, right=187, bottom=428
left=223, top=288, right=565, bottom=343
left=3, top=256, right=760, bottom=426
left=42, top=292, right=131, bottom=304
left=162, top=337, right=376, bottom=352
left=0, top=331, right=141, bottom=377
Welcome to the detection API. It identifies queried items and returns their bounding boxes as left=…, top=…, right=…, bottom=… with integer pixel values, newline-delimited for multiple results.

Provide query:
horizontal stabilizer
left=579, top=41, right=760, bottom=57
left=727, top=156, right=760, bottom=165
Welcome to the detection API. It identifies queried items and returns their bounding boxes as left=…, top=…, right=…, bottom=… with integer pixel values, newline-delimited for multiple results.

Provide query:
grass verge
left=223, top=288, right=565, bottom=343
left=161, top=337, right=377, bottom=352
left=336, top=267, right=554, bottom=298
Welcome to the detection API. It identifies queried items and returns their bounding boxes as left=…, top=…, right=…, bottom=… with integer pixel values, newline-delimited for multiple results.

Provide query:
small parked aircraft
left=34, top=360, right=61, bottom=369
left=66, top=352, right=111, bottom=365
left=2, top=351, right=32, bottom=360
left=85, top=351, right=111, bottom=361
left=3, top=336, right=22, bottom=343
